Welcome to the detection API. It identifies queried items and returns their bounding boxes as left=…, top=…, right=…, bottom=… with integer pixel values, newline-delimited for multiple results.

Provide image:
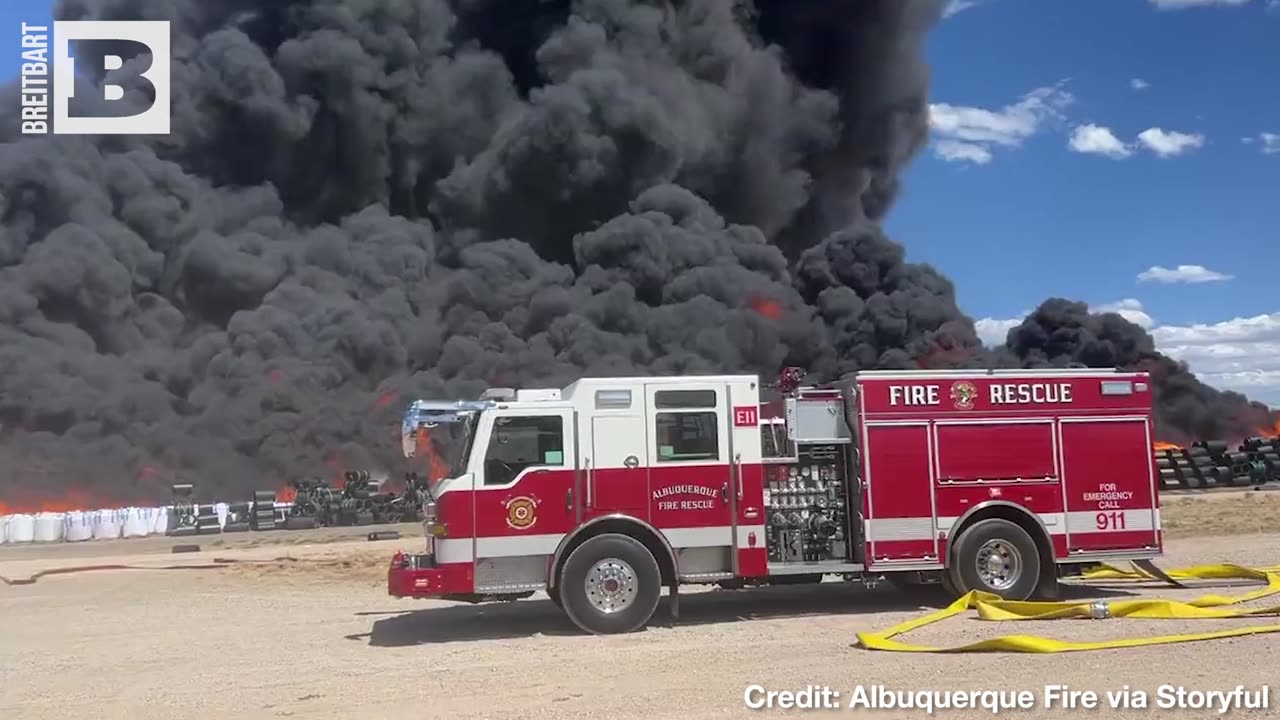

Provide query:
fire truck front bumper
left=388, top=550, right=474, bottom=598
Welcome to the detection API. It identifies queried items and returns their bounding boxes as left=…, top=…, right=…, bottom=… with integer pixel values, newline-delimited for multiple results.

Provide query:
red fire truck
left=388, top=367, right=1163, bottom=634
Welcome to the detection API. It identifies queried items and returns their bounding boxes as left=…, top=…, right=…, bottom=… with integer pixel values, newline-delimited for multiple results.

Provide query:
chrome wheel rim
left=975, top=539, right=1022, bottom=591
left=584, top=558, right=637, bottom=614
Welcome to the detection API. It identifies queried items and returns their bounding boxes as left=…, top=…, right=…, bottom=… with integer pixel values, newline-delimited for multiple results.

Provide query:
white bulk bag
left=33, top=512, right=65, bottom=543
left=121, top=507, right=151, bottom=538
left=152, top=506, right=170, bottom=535
left=8, top=514, right=35, bottom=543
left=215, top=502, right=229, bottom=529
left=0, top=515, right=10, bottom=544
left=64, top=511, right=94, bottom=542
left=91, top=509, right=122, bottom=540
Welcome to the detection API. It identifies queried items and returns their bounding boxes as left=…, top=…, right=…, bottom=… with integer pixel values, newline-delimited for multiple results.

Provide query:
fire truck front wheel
left=559, top=533, right=662, bottom=635
left=949, top=519, right=1041, bottom=601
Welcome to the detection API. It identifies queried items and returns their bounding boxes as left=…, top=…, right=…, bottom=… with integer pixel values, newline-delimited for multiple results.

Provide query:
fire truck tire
left=949, top=519, right=1041, bottom=601
left=559, top=533, right=662, bottom=635
left=546, top=583, right=563, bottom=609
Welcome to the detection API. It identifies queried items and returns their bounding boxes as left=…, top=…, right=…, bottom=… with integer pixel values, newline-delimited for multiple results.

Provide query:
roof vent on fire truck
left=479, top=388, right=517, bottom=402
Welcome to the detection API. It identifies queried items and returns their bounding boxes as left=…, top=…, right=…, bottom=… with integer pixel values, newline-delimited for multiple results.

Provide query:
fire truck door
left=582, top=413, right=650, bottom=523
left=471, top=407, right=578, bottom=576
left=1059, top=417, right=1160, bottom=552
left=645, top=383, right=736, bottom=574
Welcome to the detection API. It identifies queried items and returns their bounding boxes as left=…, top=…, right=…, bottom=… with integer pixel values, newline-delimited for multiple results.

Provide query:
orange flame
left=1257, top=418, right=1280, bottom=439
left=1153, top=441, right=1183, bottom=451
left=748, top=295, right=783, bottom=321
left=416, top=427, right=451, bottom=482
left=0, top=487, right=132, bottom=515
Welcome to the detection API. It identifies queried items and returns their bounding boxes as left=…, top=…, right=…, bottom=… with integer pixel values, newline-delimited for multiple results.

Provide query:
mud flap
left=1131, top=559, right=1188, bottom=588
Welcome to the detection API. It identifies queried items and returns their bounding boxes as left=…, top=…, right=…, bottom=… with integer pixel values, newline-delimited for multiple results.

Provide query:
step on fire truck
left=389, top=367, right=1163, bottom=634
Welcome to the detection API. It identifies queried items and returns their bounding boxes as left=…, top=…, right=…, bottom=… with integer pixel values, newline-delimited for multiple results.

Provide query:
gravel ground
left=2, top=502, right=1279, bottom=720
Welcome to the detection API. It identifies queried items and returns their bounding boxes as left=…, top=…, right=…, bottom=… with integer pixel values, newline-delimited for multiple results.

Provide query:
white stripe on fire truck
left=868, top=508, right=1160, bottom=543
left=435, top=525, right=770, bottom=563
left=436, top=510, right=1161, bottom=563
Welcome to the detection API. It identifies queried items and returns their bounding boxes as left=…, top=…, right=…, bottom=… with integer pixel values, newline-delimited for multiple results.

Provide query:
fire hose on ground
left=854, top=562, right=1280, bottom=653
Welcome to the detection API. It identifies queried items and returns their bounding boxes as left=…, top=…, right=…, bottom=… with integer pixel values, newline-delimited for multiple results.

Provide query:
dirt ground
left=2, top=494, right=1279, bottom=720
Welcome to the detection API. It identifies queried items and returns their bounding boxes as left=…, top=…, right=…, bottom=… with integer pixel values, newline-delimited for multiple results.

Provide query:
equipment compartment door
left=1059, top=417, right=1160, bottom=553
left=864, top=422, right=939, bottom=563
left=645, top=383, right=735, bottom=573
left=582, top=413, right=650, bottom=524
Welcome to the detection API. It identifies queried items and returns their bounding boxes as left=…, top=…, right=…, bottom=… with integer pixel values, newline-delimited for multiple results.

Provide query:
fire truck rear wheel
left=560, top=533, right=661, bottom=635
left=950, top=519, right=1040, bottom=601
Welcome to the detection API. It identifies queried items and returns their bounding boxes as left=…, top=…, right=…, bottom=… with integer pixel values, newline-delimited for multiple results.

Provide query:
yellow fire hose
left=854, top=563, right=1280, bottom=653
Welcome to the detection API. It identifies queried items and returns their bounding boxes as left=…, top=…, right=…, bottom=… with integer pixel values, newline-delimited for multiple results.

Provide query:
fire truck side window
left=654, top=412, right=719, bottom=462
left=483, top=415, right=565, bottom=486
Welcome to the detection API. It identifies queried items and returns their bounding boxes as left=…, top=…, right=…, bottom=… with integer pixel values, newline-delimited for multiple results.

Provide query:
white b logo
left=46, top=21, right=170, bottom=134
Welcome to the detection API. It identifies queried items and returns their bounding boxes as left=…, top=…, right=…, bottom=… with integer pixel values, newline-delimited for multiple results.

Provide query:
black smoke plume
left=0, top=0, right=1271, bottom=508
left=1002, top=299, right=1277, bottom=446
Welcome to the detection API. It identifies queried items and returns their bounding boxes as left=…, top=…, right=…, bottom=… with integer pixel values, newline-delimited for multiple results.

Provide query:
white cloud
left=1094, top=298, right=1156, bottom=329
left=934, top=139, right=993, bottom=164
left=1148, top=0, right=1252, bottom=8
left=1130, top=78, right=1150, bottom=91
left=1243, top=132, right=1280, bottom=154
left=1137, top=264, right=1234, bottom=284
left=1068, top=124, right=1132, bottom=159
left=1136, top=127, right=1206, bottom=157
left=928, top=85, right=1074, bottom=164
left=1152, top=311, right=1280, bottom=407
left=974, top=313, right=1029, bottom=346
left=943, top=0, right=983, bottom=18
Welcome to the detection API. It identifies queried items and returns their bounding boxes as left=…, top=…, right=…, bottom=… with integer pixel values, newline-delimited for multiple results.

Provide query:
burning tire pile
left=275, top=471, right=431, bottom=531
left=1155, top=438, right=1280, bottom=491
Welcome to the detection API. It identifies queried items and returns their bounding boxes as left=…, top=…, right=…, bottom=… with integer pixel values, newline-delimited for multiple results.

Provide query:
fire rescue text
left=889, top=382, right=1073, bottom=406
left=20, top=23, right=50, bottom=134
left=653, top=484, right=717, bottom=511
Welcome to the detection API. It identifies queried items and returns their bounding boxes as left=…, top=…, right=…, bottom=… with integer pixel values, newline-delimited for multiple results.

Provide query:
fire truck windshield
left=413, top=416, right=478, bottom=490
left=401, top=399, right=494, bottom=489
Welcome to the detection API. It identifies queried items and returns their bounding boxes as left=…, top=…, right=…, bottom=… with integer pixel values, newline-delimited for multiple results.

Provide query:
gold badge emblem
left=505, top=496, right=538, bottom=530
left=950, top=381, right=977, bottom=410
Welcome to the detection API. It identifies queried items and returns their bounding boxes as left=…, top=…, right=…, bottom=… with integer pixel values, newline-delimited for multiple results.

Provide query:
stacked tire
left=1154, top=444, right=1243, bottom=489
left=195, top=504, right=222, bottom=535
left=251, top=491, right=278, bottom=531
left=1190, top=441, right=1252, bottom=488
left=1241, top=437, right=1280, bottom=482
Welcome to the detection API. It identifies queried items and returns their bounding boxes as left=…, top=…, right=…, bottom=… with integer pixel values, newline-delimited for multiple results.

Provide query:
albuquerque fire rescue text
left=652, top=485, right=717, bottom=511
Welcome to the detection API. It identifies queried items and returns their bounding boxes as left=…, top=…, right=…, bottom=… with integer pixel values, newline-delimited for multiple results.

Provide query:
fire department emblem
left=950, top=381, right=977, bottom=410
left=505, top=496, right=539, bottom=530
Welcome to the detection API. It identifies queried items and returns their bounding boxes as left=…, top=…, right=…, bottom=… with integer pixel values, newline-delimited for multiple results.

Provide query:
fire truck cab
left=389, top=368, right=1162, bottom=634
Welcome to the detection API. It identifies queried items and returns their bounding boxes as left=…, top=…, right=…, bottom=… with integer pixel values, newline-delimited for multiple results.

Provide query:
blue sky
left=4, top=0, right=1278, bottom=403
left=890, top=0, right=1280, bottom=405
